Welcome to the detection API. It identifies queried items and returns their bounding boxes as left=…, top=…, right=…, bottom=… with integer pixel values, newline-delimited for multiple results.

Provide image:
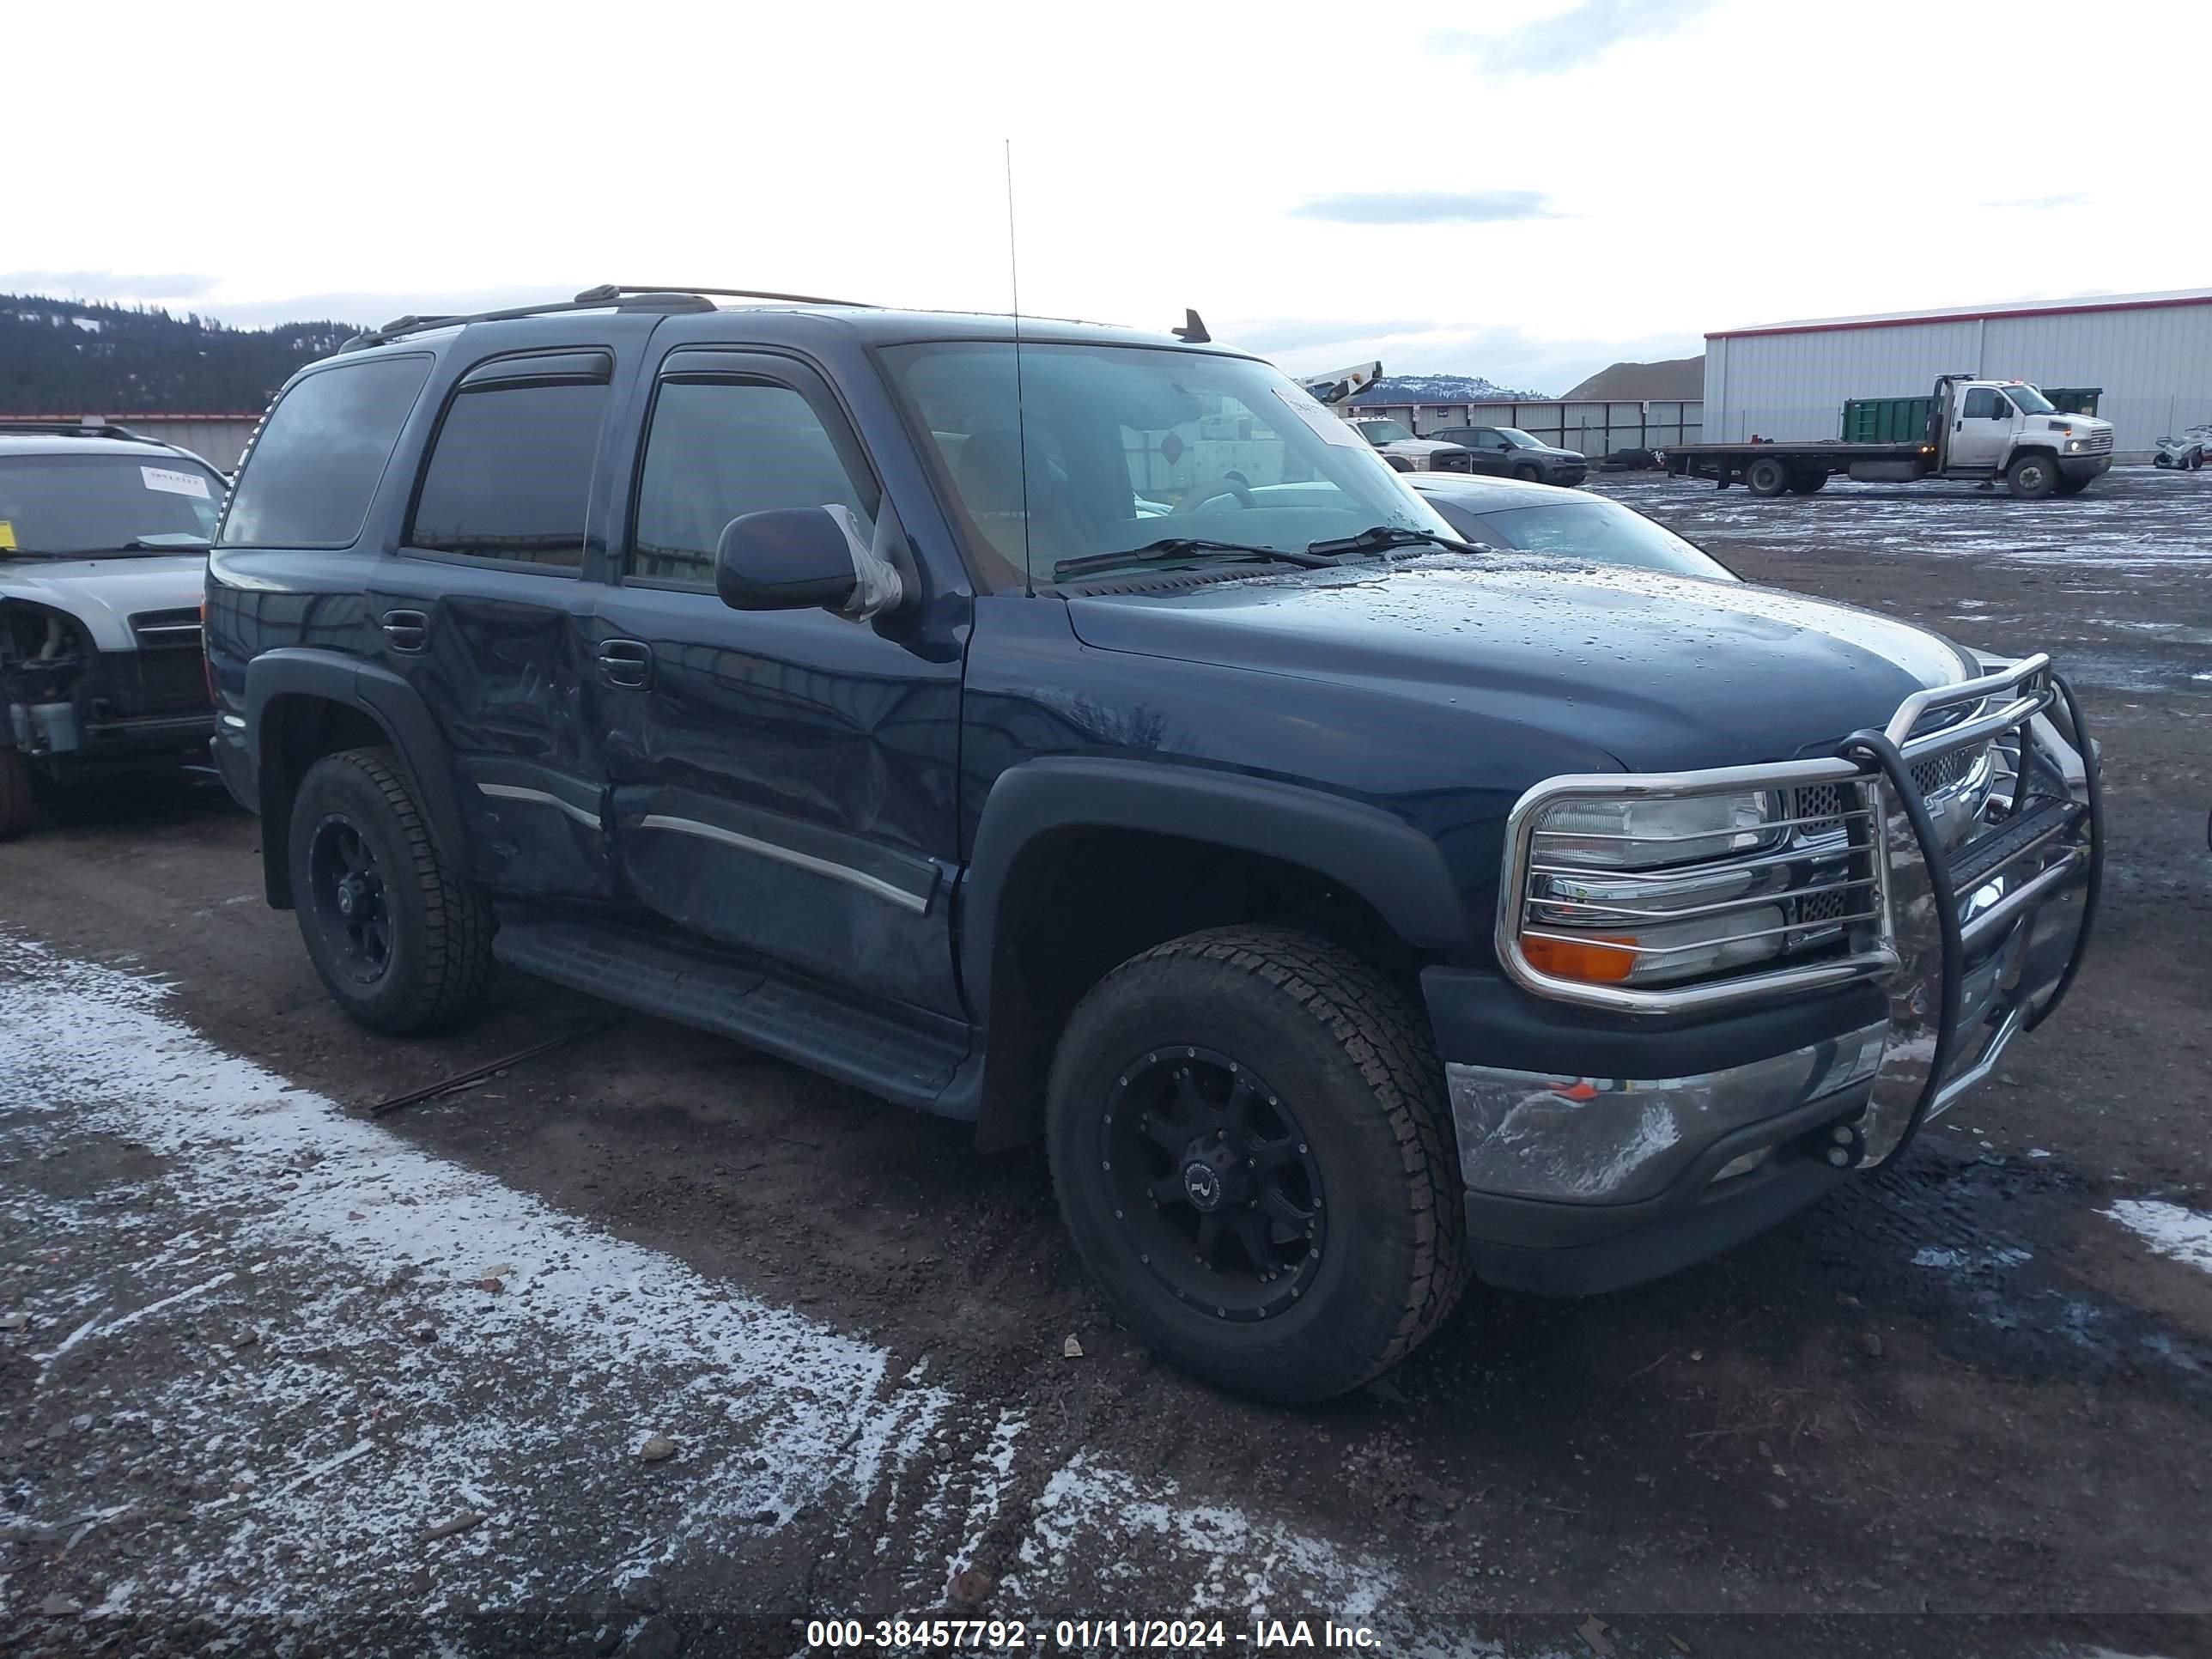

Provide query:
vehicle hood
left=1528, top=445, right=1586, bottom=464
left=1386, top=438, right=1462, bottom=456
left=0, top=554, right=208, bottom=653
left=1065, top=556, right=1978, bottom=773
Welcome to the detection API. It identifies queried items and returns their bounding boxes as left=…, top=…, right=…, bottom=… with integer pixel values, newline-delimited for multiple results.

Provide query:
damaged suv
left=206, top=289, right=2100, bottom=1402
left=1, top=424, right=224, bottom=836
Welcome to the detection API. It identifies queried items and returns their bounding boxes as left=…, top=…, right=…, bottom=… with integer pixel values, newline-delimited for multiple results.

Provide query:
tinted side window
left=219, top=356, right=433, bottom=547
left=409, top=381, right=609, bottom=569
left=631, top=380, right=875, bottom=588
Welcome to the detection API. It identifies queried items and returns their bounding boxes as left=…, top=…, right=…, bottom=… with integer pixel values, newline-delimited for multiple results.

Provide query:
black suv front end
left=1422, top=654, right=2099, bottom=1293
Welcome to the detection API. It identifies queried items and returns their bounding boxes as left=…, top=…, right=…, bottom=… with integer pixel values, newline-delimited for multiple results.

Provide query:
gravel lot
left=4, top=466, right=2210, bottom=1659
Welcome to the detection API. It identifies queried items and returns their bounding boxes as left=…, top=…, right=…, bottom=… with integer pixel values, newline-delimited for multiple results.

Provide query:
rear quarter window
left=219, top=355, right=434, bottom=548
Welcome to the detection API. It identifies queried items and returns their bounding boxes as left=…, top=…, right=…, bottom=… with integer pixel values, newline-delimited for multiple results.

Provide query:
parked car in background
left=1345, top=416, right=1475, bottom=474
left=1407, top=474, right=1733, bottom=580
left=1424, top=425, right=1589, bottom=485
left=0, top=422, right=223, bottom=836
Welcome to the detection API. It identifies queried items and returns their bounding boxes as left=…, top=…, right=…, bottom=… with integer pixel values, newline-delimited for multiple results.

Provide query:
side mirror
left=715, top=507, right=858, bottom=612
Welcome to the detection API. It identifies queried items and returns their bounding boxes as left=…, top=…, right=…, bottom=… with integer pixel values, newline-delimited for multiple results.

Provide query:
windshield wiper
left=112, top=538, right=210, bottom=554
left=1304, top=525, right=1492, bottom=559
left=1052, top=538, right=1337, bottom=580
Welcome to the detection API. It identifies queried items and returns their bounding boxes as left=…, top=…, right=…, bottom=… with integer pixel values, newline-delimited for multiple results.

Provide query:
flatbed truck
left=1664, top=374, right=2115, bottom=500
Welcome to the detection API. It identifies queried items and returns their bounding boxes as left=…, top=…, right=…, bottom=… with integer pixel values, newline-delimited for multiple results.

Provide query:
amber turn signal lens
left=1522, top=933, right=1639, bottom=983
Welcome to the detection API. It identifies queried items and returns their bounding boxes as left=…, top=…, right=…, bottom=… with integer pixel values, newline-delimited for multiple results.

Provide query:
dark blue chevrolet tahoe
left=205, top=286, right=2100, bottom=1402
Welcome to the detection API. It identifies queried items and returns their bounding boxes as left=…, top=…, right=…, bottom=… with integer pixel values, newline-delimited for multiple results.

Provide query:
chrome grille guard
left=1496, top=653, right=2103, bottom=1167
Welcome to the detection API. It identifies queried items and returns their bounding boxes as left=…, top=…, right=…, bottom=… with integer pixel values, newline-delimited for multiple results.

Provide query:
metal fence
left=1351, top=399, right=1704, bottom=455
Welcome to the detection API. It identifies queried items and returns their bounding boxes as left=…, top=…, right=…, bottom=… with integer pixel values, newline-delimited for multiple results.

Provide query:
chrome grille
left=1792, top=781, right=1844, bottom=835
left=2085, top=430, right=2113, bottom=453
left=1911, top=744, right=1978, bottom=799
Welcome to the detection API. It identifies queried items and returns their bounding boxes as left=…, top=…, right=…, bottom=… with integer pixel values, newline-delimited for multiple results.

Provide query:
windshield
left=1496, top=428, right=1543, bottom=448
left=0, top=452, right=224, bottom=557
left=2005, top=385, right=2056, bottom=415
left=881, top=343, right=1457, bottom=589
left=1354, top=420, right=1413, bottom=445
left=1473, top=497, right=1735, bottom=580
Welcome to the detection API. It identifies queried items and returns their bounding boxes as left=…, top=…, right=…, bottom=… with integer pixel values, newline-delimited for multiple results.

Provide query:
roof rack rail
left=0, top=419, right=162, bottom=445
left=337, top=290, right=723, bottom=354
left=573, top=283, right=877, bottom=308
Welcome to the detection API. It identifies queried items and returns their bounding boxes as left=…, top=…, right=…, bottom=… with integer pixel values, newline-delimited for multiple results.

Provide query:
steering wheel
left=1171, top=472, right=1255, bottom=514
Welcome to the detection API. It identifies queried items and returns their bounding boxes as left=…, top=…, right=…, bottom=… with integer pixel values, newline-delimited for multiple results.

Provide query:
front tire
left=1511, top=463, right=1541, bottom=483
left=1046, top=926, right=1468, bottom=1403
left=0, top=747, right=36, bottom=840
left=2006, top=453, right=2059, bottom=499
left=1745, top=455, right=1790, bottom=497
left=288, top=747, right=495, bottom=1034
left=2052, top=474, right=2091, bottom=497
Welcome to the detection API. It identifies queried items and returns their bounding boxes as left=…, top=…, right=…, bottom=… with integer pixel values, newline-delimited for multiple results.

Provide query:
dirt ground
left=4, top=465, right=2210, bottom=1659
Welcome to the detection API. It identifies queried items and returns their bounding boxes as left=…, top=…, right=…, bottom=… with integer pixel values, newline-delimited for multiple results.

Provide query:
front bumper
left=1431, top=655, right=2100, bottom=1295
left=2058, top=453, right=2112, bottom=483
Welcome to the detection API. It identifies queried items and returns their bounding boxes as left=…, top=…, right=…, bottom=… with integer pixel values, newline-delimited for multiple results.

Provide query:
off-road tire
left=2006, top=452, right=2059, bottom=500
left=0, top=746, right=36, bottom=840
left=1046, top=925, right=1468, bottom=1403
left=1745, top=455, right=1791, bottom=497
left=289, top=746, right=494, bottom=1034
left=1785, top=468, right=1827, bottom=494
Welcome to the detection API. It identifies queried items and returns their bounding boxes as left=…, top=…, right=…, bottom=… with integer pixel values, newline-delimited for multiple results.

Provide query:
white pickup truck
left=1666, top=375, right=2118, bottom=499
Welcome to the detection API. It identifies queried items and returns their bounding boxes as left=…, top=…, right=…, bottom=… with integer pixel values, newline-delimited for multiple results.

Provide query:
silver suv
left=0, top=422, right=225, bottom=836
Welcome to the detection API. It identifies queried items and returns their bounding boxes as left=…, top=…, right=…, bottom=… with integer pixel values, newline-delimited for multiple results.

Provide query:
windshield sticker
left=142, top=465, right=212, bottom=500
left=0, top=520, right=15, bottom=550
left=1273, top=385, right=1367, bottom=448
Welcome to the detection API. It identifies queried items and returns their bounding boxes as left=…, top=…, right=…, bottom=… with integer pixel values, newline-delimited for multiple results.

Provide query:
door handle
left=598, top=639, right=653, bottom=689
left=381, top=609, right=429, bottom=653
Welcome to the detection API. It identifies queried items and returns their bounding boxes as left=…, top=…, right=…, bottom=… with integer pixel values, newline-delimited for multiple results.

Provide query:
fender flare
left=245, top=649, right=469, bottom=903
left=957, top=756, right=1471, bottom=1022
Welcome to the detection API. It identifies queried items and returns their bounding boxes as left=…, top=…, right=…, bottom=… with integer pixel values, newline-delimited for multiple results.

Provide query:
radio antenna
left=1005, top=138, right=1034, bottom=596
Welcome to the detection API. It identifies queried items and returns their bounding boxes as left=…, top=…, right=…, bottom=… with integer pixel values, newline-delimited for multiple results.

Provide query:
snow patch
left=2104, top=1200, right=2212, bottom=1275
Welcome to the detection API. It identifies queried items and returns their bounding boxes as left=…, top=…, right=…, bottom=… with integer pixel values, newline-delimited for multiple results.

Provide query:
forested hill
left=0, top=295, right=366, bottom=413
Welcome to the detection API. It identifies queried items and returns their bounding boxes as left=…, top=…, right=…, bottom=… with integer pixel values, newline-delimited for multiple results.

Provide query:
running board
left=491, top=916, right=975, bottom=1115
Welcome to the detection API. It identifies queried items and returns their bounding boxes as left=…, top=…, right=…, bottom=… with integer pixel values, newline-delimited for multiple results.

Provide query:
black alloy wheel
left=1103, top=1046, right=1326, bottom=1322
left=307, top=814, right=392, bottom=984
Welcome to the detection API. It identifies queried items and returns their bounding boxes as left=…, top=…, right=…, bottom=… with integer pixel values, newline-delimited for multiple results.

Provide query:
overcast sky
left=9, top=0, right=2203, bottom=393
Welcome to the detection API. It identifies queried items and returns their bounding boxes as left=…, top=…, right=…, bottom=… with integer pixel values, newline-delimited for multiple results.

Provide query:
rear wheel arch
left=246, top=651, right=469, bottom=907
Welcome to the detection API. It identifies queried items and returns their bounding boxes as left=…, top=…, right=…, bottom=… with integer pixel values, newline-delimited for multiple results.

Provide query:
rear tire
left=2006, top=453, right=2059, bottom=499
left=0, top=747, right=36, bottom=840
left=1745, top=455, right=1790, bottom=497
left=1046, top=926, right=1468, bottom=1403
left=1784, top=469, right=1827, bottom=494
left=288, top=747, right=495, bottom=1034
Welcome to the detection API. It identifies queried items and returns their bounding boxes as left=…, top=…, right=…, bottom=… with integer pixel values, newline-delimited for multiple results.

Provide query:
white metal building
left=1703, top=289, right=2212, bottom=457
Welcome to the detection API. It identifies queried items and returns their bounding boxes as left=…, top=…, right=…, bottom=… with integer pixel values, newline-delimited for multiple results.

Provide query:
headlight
left=1533, top=791, right=1784, bottom=869
left=2066, top=439, right=2086, bottom=453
